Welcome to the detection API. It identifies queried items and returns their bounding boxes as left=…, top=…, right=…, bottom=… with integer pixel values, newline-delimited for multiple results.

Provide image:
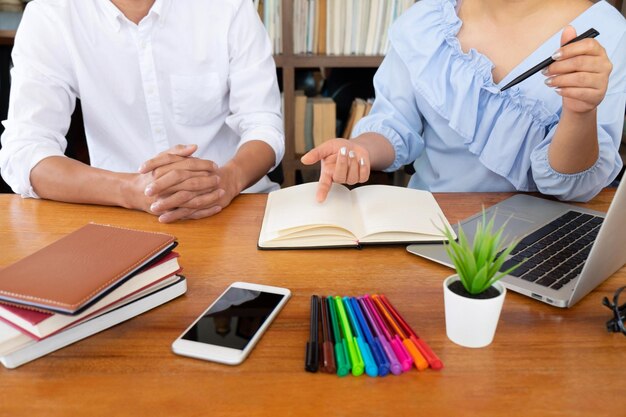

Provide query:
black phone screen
left=181, top=288, right=285, bottom=350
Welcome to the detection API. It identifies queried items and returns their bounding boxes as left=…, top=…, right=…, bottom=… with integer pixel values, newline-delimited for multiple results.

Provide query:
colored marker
left=334, top=296, right=364, bottom=376
left=305, top=295, right=319, bottom=373
left=358, top=297, right=403, bottom=376
left=364, top=295, right=413, bottom=372
left=380, top=294, right=443, bottom=370
left=327, top=296, right=350, bottom=376
left=343, top=297, right=378, bottom=377
left=319, top=297, right=337, bottom=373
left=372, top=294, right=428, bottom=371
left=350, top=297, right=390, bottom=377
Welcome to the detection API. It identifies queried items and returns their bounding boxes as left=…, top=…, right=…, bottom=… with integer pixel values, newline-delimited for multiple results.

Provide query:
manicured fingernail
left=138, top=164, right=146, bottom=172
left=551, top=50, right=562, bottom=60
left=544, top=77, right=553, bottom=86
left=359, top=157, right=365, bottom=166
left=150, top=202, right=159, bottom=212
left=348, top=150, right=355, bottom=159
left=144, top=185, right=154, bottom=196
left=340, top=146, right=347, bottom=156
left=554, top=88, right=562, bottom=95
left=541, top=68, right=549, bottom=76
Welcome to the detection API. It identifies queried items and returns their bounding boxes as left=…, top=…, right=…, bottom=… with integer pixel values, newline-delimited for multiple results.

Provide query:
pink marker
left=358, top=297, right=403, bottom=376
left=363, top=295, right=413, bottom=372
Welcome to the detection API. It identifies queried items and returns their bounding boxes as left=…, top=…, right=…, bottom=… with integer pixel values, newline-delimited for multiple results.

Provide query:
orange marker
left=379, top=294, right=443, bottom=370
left=371, top=295, right=428, bottom=371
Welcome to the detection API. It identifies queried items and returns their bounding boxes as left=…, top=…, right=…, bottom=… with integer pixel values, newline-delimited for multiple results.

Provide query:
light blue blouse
left=352, top=0, right=626, bottom=201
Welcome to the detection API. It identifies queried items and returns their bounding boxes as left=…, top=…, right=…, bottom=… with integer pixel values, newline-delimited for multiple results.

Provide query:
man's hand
left=137, top=144, right=225, bottom=223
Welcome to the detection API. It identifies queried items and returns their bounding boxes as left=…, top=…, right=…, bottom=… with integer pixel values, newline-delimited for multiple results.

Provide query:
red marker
left=379, top=294, right=443, bottom=370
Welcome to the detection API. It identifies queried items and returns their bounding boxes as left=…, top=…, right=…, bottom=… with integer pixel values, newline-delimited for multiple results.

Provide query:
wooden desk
left=0, top=191, right=624, bottom=417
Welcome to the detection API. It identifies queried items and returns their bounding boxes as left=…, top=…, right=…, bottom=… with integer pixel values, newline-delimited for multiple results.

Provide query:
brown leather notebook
left=0, top=223, right=177, bottom=315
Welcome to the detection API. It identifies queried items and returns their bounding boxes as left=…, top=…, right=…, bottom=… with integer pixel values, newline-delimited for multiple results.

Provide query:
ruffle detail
left=390, top=0, right=560, bottom=191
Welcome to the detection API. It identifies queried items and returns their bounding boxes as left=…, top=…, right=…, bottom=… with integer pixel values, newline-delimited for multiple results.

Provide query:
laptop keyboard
left=499, top=211, right=603, bottom=290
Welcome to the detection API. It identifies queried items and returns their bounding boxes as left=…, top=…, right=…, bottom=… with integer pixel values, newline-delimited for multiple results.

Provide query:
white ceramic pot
left=443, top=274, right=506, bottom=348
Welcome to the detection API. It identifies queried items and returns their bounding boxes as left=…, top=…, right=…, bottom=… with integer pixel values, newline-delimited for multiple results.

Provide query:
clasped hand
left=134, top=144, right=234, bottom=223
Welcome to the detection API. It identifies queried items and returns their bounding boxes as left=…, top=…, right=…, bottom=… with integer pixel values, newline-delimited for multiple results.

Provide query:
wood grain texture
left=0, top=190, right=624, bottom=417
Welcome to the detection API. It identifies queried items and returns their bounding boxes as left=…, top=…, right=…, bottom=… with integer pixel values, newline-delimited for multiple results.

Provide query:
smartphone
left=172, top=281, right=291, bottom=365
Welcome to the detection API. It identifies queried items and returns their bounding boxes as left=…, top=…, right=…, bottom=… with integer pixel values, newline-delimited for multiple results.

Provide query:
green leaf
left=436, top=208, right=525, bottom=295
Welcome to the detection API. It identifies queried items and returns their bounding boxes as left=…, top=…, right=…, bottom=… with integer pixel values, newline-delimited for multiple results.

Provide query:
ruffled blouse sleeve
left=351, top=47, right=425, bottom=173
left=530, top=28, right=626, bottom=202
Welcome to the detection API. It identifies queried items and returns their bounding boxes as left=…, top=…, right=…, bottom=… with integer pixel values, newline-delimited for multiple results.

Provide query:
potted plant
left=440, top=211, right=521, bottom=348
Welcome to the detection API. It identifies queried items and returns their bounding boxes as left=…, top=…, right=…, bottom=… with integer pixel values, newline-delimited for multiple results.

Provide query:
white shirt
left=0, top=0, right=285, bottom=197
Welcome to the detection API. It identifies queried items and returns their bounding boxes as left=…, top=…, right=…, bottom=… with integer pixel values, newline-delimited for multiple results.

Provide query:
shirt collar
left=98, top=0, right=170, bottom=32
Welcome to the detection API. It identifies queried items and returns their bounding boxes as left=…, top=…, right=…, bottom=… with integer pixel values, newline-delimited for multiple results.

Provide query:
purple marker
left=358, top=297, right=403, bottom=375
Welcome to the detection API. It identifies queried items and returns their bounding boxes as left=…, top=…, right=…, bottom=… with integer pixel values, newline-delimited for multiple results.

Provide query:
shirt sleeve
left=0, top=2, right=77, bottom=198
left=530, top=31, right=626, bottom=202
left=224, top=0, right=285, bottom=169
left=351, top=46, right=425, bottom=173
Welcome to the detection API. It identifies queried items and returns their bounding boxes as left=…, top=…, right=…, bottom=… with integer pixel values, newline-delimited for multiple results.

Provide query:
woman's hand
left=544, top=26, right=612, bottom=114
left=301, top=138, right=371, bottom=202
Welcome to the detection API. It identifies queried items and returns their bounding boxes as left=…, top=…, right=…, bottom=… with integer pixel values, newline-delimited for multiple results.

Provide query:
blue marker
left=343, top=297, right=378, bottom=377
left=349, top=297, right=390, bottom=377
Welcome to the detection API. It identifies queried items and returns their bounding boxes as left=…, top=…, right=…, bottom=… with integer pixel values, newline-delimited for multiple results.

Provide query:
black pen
left=500, top=28, right=599, bottom=92
left=305, top=295, right=319, bottom=372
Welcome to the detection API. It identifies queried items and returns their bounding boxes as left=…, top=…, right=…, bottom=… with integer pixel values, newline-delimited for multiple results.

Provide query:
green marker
left=327, top=296, right=350, bottom=377
left=334, top=296, right=364, bottom=376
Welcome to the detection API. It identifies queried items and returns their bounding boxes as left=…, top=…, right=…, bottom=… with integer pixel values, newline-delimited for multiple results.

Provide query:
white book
left=372, top=0, right=387, bottom=55
left=379, top=0, right=397, bottom=55
left=350, top=0, right=361, bottom=55
left=364, top=0, right=380, bottom=55
left=300, top=0, right=310, bottom=54
left=326, top=0, right=333, bottom=55
left=275, top=0, right=282, bottom=54
left=0, top=276, right=187, bottom=369
left=306, top=0, right=315, bottom=53
left=356, top=0, right=371, bottom=55
left=342, top=0, right=353, bottom=55
left=0, top=324, right=30, bottom=357
left=332, top=0, right=343, bottom=55
left=293, top=0, right=301, bottom=53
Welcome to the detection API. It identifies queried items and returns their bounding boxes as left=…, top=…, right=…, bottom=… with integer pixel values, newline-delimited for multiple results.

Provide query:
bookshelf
left=274, top=0, right=385, bottom=186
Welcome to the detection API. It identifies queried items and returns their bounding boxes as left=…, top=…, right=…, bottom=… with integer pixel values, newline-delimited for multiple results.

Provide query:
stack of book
left=0, top=0, right=24, bottom=12
left=255, top=0, right=283, bottom=54
left=294, top=91, right=337, bottom=154
left=342, top=97, right=374, bottom=139
left=0, top=223, right=187, bottom=369
left=293, top=0, right=417, bottom=56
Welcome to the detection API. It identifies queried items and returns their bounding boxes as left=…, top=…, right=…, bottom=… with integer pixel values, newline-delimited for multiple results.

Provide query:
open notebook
left=258, top=182, right=455, bottom=249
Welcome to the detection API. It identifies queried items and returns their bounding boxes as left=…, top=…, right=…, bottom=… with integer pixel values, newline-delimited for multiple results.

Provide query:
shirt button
left=146, top=86, right=155, bottom=95
left=154, top=127, right=163, bottom=134
left=139, top=40, right=147, bottom=49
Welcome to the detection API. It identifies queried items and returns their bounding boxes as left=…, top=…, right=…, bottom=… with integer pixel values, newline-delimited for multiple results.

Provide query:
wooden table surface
left=0, top=190, right=624, bottom=417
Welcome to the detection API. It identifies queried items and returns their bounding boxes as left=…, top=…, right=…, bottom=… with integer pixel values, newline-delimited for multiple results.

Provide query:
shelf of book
left=275, top=0, right=398, bottom=186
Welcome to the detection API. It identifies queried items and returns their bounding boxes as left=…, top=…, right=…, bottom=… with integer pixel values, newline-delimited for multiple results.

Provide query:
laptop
left=407, top=178, right=626, bottom=308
